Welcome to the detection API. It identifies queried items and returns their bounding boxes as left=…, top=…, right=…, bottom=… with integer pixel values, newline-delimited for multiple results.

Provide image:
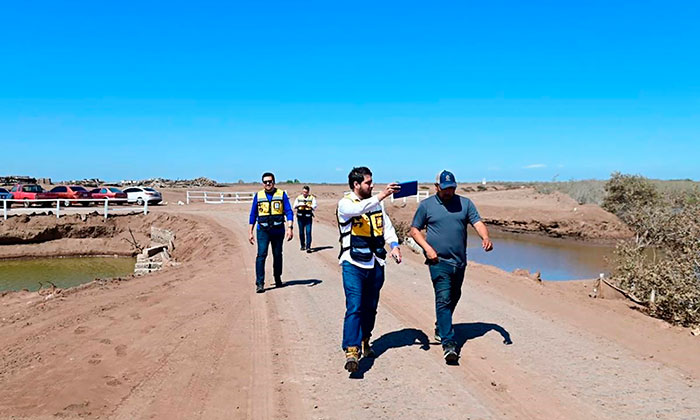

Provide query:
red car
left=9, top=184, right=59, bottom=207
left=90, top=187, right=128, bottom=204
left=50, top=185, right=93, bottom=206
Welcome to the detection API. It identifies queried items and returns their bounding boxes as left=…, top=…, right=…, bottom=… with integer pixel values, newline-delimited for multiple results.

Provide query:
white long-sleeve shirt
left=337, top=192, right=399, bottom=269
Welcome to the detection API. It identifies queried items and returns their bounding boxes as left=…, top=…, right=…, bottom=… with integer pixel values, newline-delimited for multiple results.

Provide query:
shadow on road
left=453, top=322, right=513, bottom=348
left=306, top=246, right=333, bottom=253
left=350, top=328, right=430, bottom=379
left=265, top=279, right=322, bottom=291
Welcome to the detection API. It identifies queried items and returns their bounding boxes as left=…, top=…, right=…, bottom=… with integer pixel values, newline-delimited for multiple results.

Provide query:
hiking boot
left=255, top=284, right=264, bottom=294
left=443, top=342, right=459, bottom=364
left=344, top=346, right=360, bottom=372
left=274, top=277, right=284, bottom=288
left=434, top=327, right=441, bottom=343
left=361, top=338, right=375, bottom=358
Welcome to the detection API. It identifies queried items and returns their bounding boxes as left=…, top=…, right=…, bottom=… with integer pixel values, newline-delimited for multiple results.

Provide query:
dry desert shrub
left=606, top=173, right=700, bottom=326
left=532, top=180, right=606, bottom=204
left=393, top=220, right=411, bottom=244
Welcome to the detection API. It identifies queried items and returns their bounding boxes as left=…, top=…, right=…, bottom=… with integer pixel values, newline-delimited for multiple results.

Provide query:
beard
left=357, top=187, right=372, bottom=199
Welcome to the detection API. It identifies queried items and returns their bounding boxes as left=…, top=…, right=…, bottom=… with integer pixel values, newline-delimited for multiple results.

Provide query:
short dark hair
left=302, top=185, right=310, bottom=191
left=261, top=172, right=275, bottom=182
left=348, top=167, right=372, bottom=190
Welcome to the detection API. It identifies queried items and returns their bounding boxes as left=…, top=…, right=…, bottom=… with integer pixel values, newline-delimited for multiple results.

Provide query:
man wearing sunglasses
left=249, top=172, right=294, bottom=293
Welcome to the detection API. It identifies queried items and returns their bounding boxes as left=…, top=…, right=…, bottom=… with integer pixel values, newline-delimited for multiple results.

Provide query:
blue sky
left=1, top=1, right=698, bottom=183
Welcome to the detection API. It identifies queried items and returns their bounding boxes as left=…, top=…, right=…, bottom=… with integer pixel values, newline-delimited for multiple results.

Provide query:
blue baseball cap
left=436, top=170, right=457, bottom=189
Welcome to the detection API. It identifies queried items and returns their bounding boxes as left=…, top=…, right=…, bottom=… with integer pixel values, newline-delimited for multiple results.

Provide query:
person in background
left=249, top=172, right=294, bottom=293
left=293, top=185, right=317, bottom=252
left=337, top=166, right=402, bottom=373
left=409, top=170, right=494, bottom=364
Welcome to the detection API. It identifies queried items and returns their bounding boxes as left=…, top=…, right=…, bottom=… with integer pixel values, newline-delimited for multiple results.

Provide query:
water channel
left=0, top=256, right=136, bottom=292
left=466, top=229, right=618, bottom=281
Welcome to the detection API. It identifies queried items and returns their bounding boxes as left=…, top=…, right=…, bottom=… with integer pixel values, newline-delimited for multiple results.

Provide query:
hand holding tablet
left=392, top=181, right=418, bottom=199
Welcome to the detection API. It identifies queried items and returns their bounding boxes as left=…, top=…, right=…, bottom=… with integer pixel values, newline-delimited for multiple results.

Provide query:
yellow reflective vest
left=257, top=189, right=286, bottom=230
left=337, top=194, right=386, bottom=262
left=296, top=194, right=315, bottom=218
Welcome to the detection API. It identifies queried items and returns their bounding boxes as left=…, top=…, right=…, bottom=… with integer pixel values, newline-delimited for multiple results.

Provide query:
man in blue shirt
left=249, top=172, right=294, bottom=293
left=409, top=170, right=494, bottom=363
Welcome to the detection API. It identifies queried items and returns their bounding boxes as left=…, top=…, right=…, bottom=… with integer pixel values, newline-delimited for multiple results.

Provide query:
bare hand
left=249, top=232, right=255, bottom=245
left=390, top=246, right=402, bottom=264
left=378, top=183, right=400, bottom=201
left=425, top=246, right=439, bottom=262
left=482, top=237, right=493, bottom=252
left=286, top=227, right=294, bottom=242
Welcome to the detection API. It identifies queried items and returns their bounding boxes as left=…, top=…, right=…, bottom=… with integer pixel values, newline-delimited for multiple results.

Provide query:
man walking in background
left=293, top=185, right=317, bottom=252
left=249, top=172, right=294, bottom=293
left=337, top=167, right=402, bottom=373
left=409, top=170, right=493, bottom=363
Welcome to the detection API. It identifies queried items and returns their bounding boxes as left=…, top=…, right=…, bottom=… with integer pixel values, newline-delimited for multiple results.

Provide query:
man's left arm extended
left=382, top=206, right=402, bottom=263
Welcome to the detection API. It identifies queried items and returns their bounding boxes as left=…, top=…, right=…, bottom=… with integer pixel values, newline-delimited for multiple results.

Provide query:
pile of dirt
left=0, top=213, right=216, bottom=262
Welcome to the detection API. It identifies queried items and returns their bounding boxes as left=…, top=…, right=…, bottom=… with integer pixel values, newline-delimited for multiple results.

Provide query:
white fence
left=391, top=190, right=430, bottom=203
left=2, top=198, right=148, bottom=221
left=186, top=191, right=255, bottom=204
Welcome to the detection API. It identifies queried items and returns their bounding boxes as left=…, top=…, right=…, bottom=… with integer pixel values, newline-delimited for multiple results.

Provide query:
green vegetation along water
left=0, top=256, right=136, bottom=292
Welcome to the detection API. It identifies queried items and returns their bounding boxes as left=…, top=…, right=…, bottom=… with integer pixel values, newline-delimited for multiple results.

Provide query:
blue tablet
left=393, top=181, right=418, bottom=199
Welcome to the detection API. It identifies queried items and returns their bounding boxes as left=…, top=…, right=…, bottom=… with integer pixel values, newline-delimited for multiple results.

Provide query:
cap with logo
left=436, top=170, right=457, bottom=189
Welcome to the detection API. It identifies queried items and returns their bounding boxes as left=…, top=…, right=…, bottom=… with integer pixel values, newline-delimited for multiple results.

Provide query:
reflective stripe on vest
left=296, top=194, right=315, bottom=218
left=257, top=189, right=286, bottom=229
left=337, top=194, right=386, bottom=261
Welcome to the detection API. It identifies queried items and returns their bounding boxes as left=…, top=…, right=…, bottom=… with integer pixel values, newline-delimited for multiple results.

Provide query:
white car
left=123, top=186, right=162, bottom=206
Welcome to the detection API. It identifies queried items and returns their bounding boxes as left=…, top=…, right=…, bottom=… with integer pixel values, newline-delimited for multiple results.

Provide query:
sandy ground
left=0, top=189, right=698, bottom=419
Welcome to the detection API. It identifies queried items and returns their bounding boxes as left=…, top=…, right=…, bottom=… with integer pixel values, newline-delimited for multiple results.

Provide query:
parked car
left=0, top=187, right=11, bottom=200
left=50, top=185, right=92, bottom=206
left=8, top=184, right=59, bottom=207
left=90, top=187, right=128, bottom=204
left=123, top=186, right=162, bottom=205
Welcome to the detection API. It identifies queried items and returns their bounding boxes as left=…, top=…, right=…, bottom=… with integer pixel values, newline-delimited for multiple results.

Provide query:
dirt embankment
left=293, top=186, right=631, bottom=241
left=0, top=213, right=212, bottom=261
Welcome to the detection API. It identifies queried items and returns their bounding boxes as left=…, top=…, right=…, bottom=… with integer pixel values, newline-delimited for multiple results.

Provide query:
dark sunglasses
left=263, top=180, right=274, bottom=185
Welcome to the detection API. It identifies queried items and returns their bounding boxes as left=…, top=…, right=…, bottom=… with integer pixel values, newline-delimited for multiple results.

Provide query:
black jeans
left=255, top=228, right=284, bottom=286
left=429, top=260, right=466, bottom=347
left=298, top=216, right=312, bottom=249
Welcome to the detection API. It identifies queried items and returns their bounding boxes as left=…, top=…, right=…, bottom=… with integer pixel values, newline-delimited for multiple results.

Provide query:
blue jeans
left=255, top=228, right=284, bottom=286
left=341, top=261, right=385, bottom=350
left=429, top=261, right=466, bottom=348
left=298, top=217, right=312, bottom=249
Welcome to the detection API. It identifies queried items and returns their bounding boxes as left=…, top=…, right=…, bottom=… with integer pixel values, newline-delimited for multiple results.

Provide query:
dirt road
left=0, top=203, right=698, bottom=419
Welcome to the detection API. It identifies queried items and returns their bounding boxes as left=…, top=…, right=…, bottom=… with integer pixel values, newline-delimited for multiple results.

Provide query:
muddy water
left=467, top=229, right=617, bottom=281
left=0, top=257, right=136, bottom=292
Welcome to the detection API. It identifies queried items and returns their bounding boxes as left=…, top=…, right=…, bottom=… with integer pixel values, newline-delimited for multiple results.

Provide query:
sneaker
left=434, top=327, right=441, bottom=343
left=344, top=346, right=360, bottom=372
left=443, top=343, right=459, bottom=364
left=306, top=248, right=312, bottom=253
left=361, top=338, right=375, bottom=358
left=274, top=278, right=284, bottom=288
left=300, top=246, right=305, bottom=251
left=256, top=284, right=264, bottom=294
